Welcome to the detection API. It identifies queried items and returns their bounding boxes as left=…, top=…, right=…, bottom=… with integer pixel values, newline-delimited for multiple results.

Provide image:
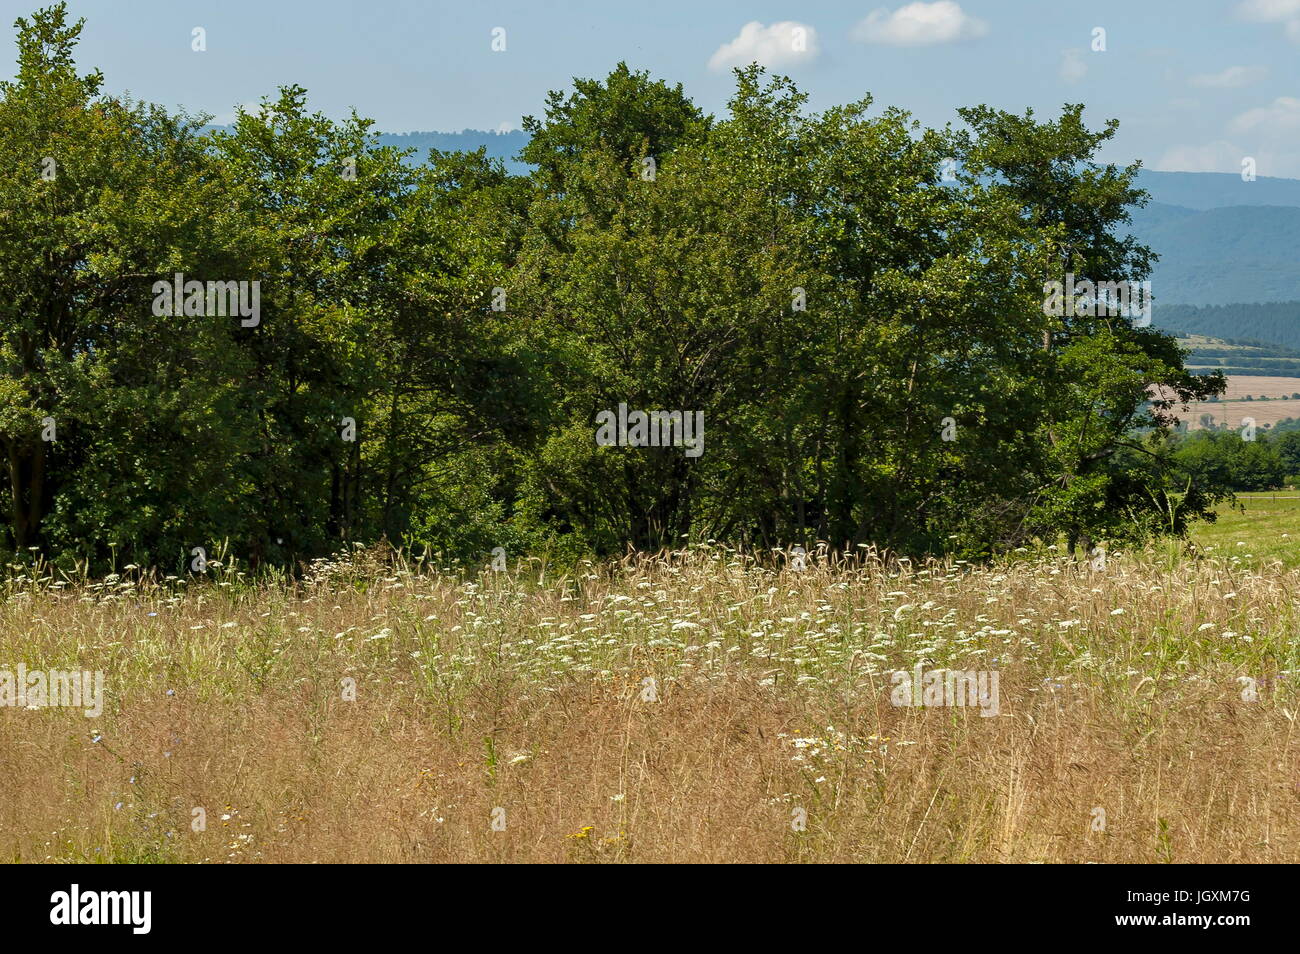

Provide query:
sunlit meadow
left=2, top=521, right=1298, bottom=863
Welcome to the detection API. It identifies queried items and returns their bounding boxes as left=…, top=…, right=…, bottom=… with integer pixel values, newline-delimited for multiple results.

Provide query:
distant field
left=1153, top=374, right=1300, bottom=429
left=1176, top=333, right=1300, bottom=377
left=1207, top=375, right=1300, bottom=400
left=1180, top=398, right=1300, bottom=430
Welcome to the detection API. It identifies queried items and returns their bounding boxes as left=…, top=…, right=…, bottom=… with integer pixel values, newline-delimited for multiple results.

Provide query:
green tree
left=0, top=3, right=244, bottom=567
left=956, top=103, right=1225, bottom=553
left=1271, top=429, right=1300, bottom=475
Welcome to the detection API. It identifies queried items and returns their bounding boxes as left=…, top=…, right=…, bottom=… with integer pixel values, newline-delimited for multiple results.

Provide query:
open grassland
left=2, top=542, right=1298, bottom=864
left=1191, top=492, right=1300, bottom=567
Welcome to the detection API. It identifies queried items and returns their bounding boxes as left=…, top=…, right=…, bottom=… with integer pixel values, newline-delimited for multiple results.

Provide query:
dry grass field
left=1184, top=399, right=1300, bottom=430
left=1, top=538, right=1297, bottom=864
left=1210, top=376, right=1300, bottom=401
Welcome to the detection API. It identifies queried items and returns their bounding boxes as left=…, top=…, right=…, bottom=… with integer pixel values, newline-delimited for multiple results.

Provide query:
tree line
left=1170, top=427, right=1300, bottom=492
left=0, top=4, right=1225, bottom=574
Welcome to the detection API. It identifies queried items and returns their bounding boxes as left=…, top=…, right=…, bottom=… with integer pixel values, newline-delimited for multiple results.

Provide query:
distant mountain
left=378, top=129, right=529, bottom=171
left=1119, top=172, right=1300, bottom=305
left=1128, top=204, right=1300, bottom=305
left=202, top=125, right=532, bottom=172
left=1127, top=200, right=1199, bottom=229
left=1134, top=170, right=1300, bottom=210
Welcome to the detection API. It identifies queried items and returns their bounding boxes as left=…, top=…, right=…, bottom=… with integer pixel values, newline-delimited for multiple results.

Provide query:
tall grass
left=1, top=542, right=1296, bottom=862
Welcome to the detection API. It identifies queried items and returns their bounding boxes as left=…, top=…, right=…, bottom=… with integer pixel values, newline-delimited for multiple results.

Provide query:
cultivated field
left=1, top=533, right=1297, bottom=864
left=1207, top=376, right=1300, bottom=401
left=1156, top=375, right=1300, bottom=430
left=1183, top=398, right=1300, bottom=430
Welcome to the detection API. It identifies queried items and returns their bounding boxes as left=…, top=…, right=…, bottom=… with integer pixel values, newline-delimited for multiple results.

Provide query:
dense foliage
left=0, top=5, right=1227, bottom=573
left=1167, top=426, right=1300, bottom=492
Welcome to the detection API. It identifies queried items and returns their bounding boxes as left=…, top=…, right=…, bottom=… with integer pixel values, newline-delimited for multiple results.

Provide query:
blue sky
left=3, top=0, right=1299, bottom=175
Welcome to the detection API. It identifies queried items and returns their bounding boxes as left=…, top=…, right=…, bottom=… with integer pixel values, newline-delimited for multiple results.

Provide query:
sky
left=1, top=0, right=1298, bottom=176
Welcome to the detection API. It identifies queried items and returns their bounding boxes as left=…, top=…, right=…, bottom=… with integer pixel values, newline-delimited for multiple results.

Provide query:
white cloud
left=1235, top=0, right=1300, bottom=41
left=1230, top=96, right=1300, bottom=133
left=1153, top=140, right=1247, bottom=173
left=851, top=2, right=987, bottom=46
left=1059, top=49, right=1087, bottom=84
left=1154, top=141, right=1291, bottom=177
left=1237, top=0, right=1300, bottom=20
left=707, top=21, right=820, bottom=71
left=1156, top=97, right=1300, bottom=177
left=1188, top=65, right=1267, bottom=88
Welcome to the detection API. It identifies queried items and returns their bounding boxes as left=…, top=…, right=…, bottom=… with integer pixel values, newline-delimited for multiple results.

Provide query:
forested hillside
left=1156, top=302, right=1300, bottom=352
left=1131, top=205, right=1300, bottom=305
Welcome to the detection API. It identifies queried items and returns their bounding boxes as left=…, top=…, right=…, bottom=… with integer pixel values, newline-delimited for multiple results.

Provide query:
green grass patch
left=1190, top=491, right=1300, bottom=566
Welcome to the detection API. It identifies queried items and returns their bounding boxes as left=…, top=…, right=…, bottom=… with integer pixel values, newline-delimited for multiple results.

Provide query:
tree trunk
left=7, top=439, right=46, bottom=552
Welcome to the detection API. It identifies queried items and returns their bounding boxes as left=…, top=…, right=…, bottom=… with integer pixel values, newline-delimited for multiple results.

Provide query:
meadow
left=2, top=517, right=1298, bottom=864
left=1190, top=492, right=1300, bottom=566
